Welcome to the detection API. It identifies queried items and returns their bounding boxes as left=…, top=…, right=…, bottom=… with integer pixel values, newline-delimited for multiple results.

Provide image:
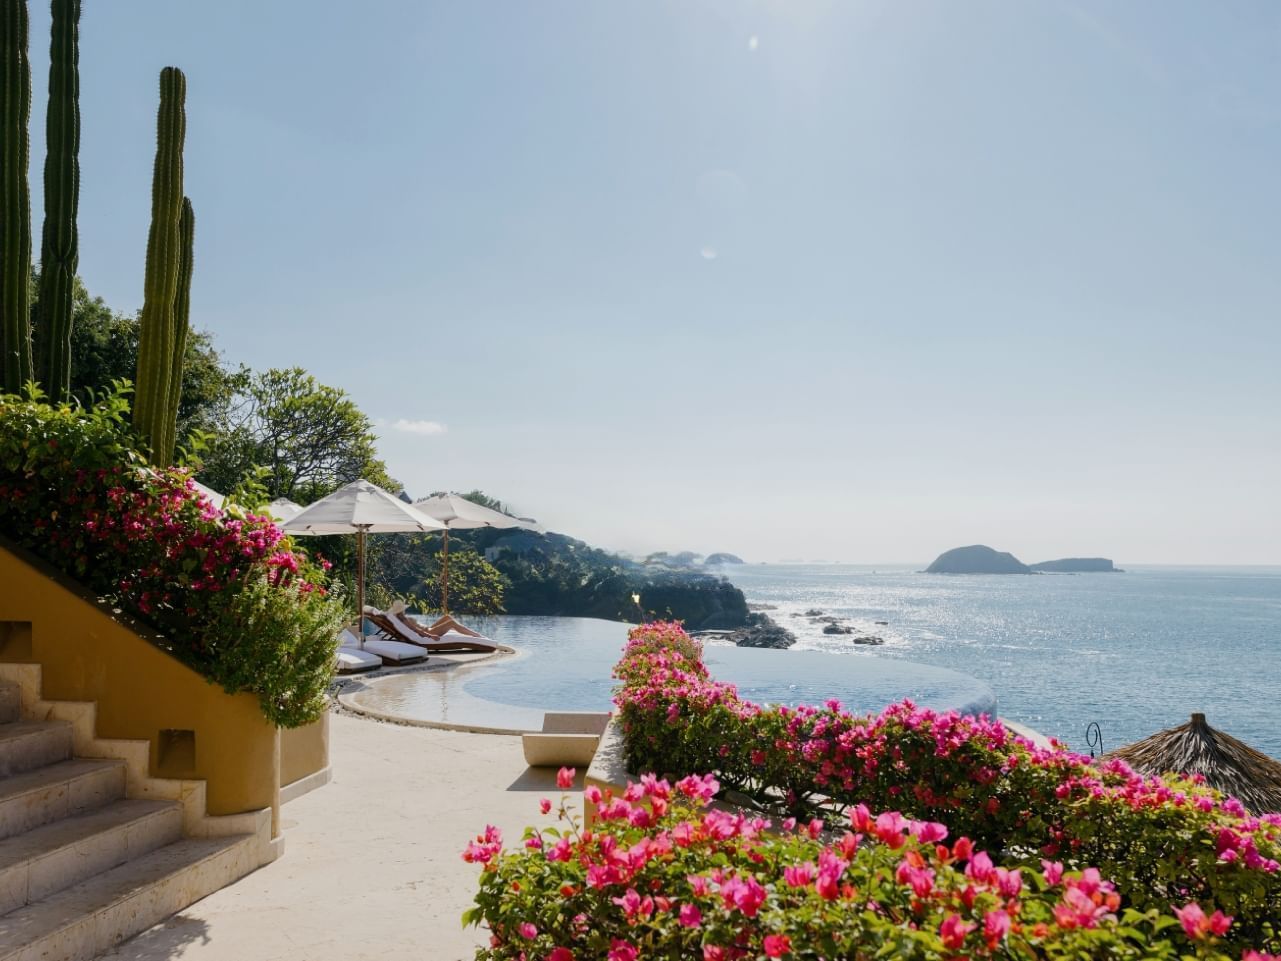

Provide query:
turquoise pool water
left=342, top=615, right=998, bottom=733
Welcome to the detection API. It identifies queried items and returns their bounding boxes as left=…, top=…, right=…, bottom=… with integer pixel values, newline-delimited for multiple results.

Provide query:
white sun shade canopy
left=411, top=492, right=534, bottom=530
left=283, top=480, right=446, bottom=535
left=265, top=498, right=305, bottom=523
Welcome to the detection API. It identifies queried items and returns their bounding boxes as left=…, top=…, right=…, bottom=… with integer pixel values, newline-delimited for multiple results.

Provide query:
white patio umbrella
left=283, top=480, right=445, bottom=642
left=191, top=480, right=226, bottom=509
left=265, top=497, right=305, bottom=523
left=411, top=493, right=536, bottom=613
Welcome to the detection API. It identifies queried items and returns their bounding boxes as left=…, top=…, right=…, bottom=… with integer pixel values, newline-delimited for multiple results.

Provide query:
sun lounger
left=386, top=601, right=494, bottom=642
left=340, top=628, right=426, bottom=666
left=364, top=607, right=498, bottom=654
left=522, top=712, right=610, bottom=767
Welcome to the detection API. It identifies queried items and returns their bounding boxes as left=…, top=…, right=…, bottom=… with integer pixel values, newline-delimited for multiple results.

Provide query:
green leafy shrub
left=0, top=389, right=341, bottom=726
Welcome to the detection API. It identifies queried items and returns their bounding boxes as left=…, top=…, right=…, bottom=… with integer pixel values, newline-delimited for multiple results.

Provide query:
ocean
left=722, top=564, right=1281, bottom=758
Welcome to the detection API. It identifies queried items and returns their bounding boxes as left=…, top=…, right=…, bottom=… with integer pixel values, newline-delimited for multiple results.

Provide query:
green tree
left=418, top=547, right=506, bottom=615
left=197, top=366, right=396, bottom=502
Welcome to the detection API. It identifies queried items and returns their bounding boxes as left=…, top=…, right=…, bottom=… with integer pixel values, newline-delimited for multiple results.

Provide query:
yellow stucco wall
left=281, top=713, right=329, bottom=789
left=0, top=540, right=285, bottom=827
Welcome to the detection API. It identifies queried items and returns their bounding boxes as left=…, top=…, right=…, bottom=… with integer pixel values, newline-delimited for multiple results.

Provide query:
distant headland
left=925, top=545, right=1122, bottom=574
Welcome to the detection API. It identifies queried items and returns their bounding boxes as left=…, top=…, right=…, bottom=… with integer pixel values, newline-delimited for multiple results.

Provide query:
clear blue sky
left=27, top=1, right=1281, bottom=564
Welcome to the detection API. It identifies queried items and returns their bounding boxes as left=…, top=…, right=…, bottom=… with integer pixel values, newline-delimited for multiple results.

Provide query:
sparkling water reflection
left=720, top=564, right=1281, bottom=756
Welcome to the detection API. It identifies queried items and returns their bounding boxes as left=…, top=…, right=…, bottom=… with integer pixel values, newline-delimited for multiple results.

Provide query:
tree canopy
left=195, top=366, right=397, bottom=502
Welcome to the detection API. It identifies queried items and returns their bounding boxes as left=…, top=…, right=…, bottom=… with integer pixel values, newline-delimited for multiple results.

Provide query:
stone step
left=0, top=760, right=126, bottom=843
left=0, top=799, right=182, bottom=916
left=0, top=722, right=73, bottom=779
left=0, top=835, right=254, bottom=961
left=0, top=685, right=19, bottom=726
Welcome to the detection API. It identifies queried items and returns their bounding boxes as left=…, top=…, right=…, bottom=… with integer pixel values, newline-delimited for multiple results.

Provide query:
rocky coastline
left=692, top=612, right=797, bottom=649
left=692, top=606, right=889, bottom=650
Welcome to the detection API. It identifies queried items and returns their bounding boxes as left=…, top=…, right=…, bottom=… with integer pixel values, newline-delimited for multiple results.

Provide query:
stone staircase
left=0, top=679, right=268, bottom=961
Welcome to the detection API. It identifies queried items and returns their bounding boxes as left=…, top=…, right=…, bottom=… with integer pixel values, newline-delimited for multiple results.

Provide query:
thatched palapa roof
left=1105, top=713, right=1281, bottom=815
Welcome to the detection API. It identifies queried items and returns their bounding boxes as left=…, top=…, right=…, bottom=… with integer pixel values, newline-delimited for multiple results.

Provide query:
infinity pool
left=341, top=616, right=998, bottom=733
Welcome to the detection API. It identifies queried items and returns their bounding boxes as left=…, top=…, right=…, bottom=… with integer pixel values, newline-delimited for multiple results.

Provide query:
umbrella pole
left=356, top=527, right=367, bottom=650
left=442, top=527, right=450, bottom=614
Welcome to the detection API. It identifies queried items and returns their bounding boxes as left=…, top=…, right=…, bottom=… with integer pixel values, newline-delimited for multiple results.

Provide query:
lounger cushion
left=336, top=648, right=382, bottom=673
left=338, top=629, right=364, bottom=649
left=362, top=638, right=426, bottom=663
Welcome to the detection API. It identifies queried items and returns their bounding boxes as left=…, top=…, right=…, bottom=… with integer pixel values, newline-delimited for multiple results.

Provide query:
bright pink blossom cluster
left=4, top=457, right=327, bottom=636
left=465, top=765, right=1279, bottom=960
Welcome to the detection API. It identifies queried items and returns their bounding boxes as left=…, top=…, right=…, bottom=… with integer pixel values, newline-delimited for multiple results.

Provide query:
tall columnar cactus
left=33, top=0, right=80, bottom=403
left=133, top=66, right=186, bottom=464
left=0, top=0, right=32, bottom=394
left=159, top=196, right=193, bottom=463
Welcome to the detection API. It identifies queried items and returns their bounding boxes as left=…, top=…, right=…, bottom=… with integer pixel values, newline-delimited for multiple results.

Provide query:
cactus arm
left=0, top=0, right=33, bottom=394
left=133, top=66, right=185, bottom=462
left=33, top=0, right=80, bottom=402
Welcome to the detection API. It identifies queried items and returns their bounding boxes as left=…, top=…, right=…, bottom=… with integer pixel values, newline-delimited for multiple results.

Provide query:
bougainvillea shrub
left=465, top=769, right=1280, bottom=960
left=0, top=390, right=341, bottom=726
left=610, top=622, right=1281, bottom=950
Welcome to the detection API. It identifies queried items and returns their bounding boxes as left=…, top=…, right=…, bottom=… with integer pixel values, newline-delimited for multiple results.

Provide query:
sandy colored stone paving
left=105, top=713, right=567, bottom=961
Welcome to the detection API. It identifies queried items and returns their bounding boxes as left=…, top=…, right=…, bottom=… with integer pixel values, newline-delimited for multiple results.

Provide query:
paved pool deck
left=105, top=713, right=566, bottom=961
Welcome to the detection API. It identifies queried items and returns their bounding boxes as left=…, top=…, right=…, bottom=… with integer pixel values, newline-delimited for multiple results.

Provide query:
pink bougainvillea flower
left=557, top=767, right=576, bottom=789
left=548, top=948, right=574, bottom=961
left=1174, top=902, right=1232, bottom=940
left=763, top=933, right=792, bottom=957
left=995, top=866, right=1023, bottom=898
left=909, top=819, right=948, bottom=844
left=517, top=921, right=537, bottom=939
left=983, top=909, right=1011, bottom=946
left=539, top=798, right=552, bottom=815
left=607, top=940, right=639, bottom=961
left=678, top=903, right=702, bottom=928
left=545, top=836, right=572, bottom=862
left=783, top=862, right=815, bottom=888
left=939, top=914, right=976, bottom=950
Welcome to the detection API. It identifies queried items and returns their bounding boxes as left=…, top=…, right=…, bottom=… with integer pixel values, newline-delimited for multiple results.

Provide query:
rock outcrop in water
left=1029, top=557, right=1122, bottom=573
left=698, top=613, right=796, bottom=649
left=926, top=545, right=1031, bottom=574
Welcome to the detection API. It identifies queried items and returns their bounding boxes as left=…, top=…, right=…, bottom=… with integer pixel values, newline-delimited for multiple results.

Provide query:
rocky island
left=925, top=545, right=1122, bottom=575
left=1029, top=557, right=1122, bottom=573
left=926, top=545, right=1030, bottom=574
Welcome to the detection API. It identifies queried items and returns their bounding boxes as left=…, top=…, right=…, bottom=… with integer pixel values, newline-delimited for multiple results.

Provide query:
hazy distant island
left=1028, top=557, right=1122, bottom=573
left=704, top=552, right=746, bottom=565
left=925, top=545, right=1121, bottom=574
